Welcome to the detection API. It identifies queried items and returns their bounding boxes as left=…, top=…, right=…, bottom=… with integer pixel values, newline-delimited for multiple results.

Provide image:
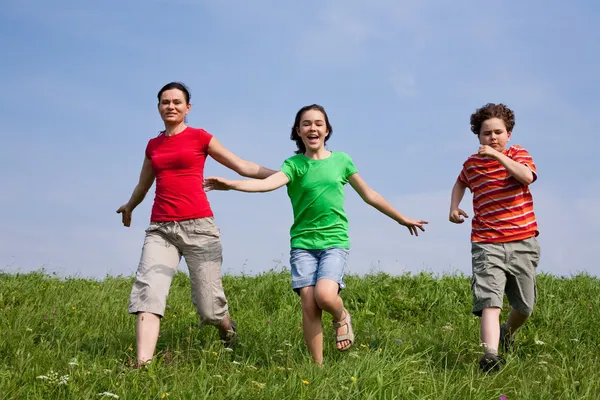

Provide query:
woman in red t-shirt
left=117, top=82, right=276, bottom=367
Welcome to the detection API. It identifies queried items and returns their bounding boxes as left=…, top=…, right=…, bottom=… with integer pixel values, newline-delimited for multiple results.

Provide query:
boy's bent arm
left=479, top=146, right=534, bottom=185
left=204, top=171, right=289, bottom=193
left=208, top=137, right=277, bottom=179
left=494, top=153, right=535, bottom=185
left=348, top=173, right=427, bottom=235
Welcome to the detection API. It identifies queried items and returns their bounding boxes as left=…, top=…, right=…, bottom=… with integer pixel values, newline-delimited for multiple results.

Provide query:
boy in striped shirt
left=449, top=103, right=541, bottom=373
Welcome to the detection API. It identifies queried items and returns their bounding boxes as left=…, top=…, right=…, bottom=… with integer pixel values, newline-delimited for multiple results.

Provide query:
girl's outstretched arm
left=208, top=137, right=277, bottom=179
left=204, top=171, right=290, bottom=193
left=348, top=173, right=428, bottom=236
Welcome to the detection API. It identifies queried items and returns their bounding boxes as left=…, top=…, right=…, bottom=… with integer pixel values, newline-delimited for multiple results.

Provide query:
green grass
left=1, top=269, right=598, bottom=399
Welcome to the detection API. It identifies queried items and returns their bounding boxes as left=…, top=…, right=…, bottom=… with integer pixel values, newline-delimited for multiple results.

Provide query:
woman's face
left=158, top=89, right=190, bottom=125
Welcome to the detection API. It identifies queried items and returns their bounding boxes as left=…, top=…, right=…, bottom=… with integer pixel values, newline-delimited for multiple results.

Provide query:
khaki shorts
left=471, top=237, right=541, bottom=317
left=128, top=217, right=229, bottom=325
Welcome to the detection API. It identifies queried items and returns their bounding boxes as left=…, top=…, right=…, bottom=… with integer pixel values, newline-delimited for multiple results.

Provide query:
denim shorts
left=290, top=247, right=349, bottom=293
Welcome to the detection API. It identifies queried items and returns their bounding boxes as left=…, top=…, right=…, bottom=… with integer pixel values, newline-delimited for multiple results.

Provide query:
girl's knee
left=299, top=292, right=320, bottom=317
left=314, top=287, right=339, bottom=310
left=301, top=297, right=319, bottom=313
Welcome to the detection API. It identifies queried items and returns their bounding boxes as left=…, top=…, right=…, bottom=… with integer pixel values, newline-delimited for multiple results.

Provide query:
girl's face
left=158, top=89, right=191, bottom=125
left=297, top=109, right=329, bottom=153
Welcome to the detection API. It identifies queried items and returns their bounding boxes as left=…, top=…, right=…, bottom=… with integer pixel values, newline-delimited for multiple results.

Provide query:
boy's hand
left=449, top=208, right=469, bottom=224
left=478, top=145, right=500, bottom=159
left=398, top=217, right=428, bottom=236
left=204, top=177, right=233, bottom=192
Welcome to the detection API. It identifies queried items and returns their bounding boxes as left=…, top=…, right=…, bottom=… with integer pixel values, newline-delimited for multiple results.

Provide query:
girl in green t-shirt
left=204, top=104, right=428, bottom=364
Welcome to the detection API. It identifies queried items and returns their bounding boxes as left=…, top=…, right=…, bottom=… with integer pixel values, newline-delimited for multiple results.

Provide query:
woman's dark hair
left=290, top=104, right=333, bottom=154
left=470, top=103, right=515, bottom=135
left=157, top=82, right=191, bottom=104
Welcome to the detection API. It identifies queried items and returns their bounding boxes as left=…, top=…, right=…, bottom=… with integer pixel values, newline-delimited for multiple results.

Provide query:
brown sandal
left=332, top=310, right=354, bottom=351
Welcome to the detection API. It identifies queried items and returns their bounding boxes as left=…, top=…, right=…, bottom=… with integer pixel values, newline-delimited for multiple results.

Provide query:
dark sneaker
left=500, top=324, right=515, bottom=353
left=479, top=353, right=504, bottom=373
left=220, top=321, right=237, bottom=348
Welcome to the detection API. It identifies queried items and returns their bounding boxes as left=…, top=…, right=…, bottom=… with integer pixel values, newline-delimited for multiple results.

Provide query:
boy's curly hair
left=470, top=103, right=515, bottom=135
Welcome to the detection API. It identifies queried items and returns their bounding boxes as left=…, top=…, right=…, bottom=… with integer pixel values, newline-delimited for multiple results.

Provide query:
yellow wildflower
left=252, top=381, right=265, bottom=389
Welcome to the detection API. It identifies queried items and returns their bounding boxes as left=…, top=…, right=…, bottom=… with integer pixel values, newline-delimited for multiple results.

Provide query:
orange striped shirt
left=458, top=145, right=539, bottom=243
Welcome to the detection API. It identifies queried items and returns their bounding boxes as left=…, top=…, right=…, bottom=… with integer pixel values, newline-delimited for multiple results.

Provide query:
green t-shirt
left=280, top=151, right=358, bottom=250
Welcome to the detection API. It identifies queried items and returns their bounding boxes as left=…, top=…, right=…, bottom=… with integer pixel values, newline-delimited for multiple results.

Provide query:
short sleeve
left=458, top=166, right=469, bottom=187
left=510, top=146, right=537, bottom=182
left=280, top=157, right=297, bottom=183
left=196, top=128, right=214, bottom=152
left=457, top=159, right=471, bottom=190
left=342, top=153, right=358, bottom=182
left=145, top=138, right=154, bottom=159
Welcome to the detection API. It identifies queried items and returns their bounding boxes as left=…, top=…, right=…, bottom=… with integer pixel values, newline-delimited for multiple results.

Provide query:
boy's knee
left=514, top=306, right=533, bottom=318
left=472, top=297, right=503, bottom=317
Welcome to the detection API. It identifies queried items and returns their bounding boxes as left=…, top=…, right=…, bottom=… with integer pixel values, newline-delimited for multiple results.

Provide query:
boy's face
left=478, top=117, right=511, bottom=152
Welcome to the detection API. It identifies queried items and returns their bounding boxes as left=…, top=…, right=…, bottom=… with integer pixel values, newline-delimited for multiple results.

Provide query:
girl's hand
left=204, top=177, right=233, bottom=192
left=398, top=217, right=428, bottom=236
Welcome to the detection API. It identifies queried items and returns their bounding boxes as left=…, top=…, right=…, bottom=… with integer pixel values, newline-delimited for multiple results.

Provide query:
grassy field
left=0, top=269, right=598, bottom=399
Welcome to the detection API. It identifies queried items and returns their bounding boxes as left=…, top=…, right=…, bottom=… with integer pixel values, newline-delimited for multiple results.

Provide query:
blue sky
left=1, top=0, right=598, bottom=279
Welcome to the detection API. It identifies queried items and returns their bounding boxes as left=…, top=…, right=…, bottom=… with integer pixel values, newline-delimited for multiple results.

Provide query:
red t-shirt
left=145, top=127, right=214, bottom=222
left=457, top=145, right=539, bottom=243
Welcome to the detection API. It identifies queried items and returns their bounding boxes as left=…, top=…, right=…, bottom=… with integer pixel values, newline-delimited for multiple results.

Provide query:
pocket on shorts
left=470, top=245, right=488, bottom=300
left=533, top=238, right=541, bottom=267
left=145, top=222, right=163, bottom=233
left=471, top=246, right=487, bottom=274
left=191, top=217, right=221, bottom=238
left=524, top=237, right=541, bottom=268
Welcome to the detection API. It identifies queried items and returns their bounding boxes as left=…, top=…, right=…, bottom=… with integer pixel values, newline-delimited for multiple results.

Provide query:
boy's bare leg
left=299, top=287, right=324, bottom=364
left=136, top=312, right=161, bottom=366
left=481, top=307, right=501, bottom=354
left=504, top=308, right=528, bottom=335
